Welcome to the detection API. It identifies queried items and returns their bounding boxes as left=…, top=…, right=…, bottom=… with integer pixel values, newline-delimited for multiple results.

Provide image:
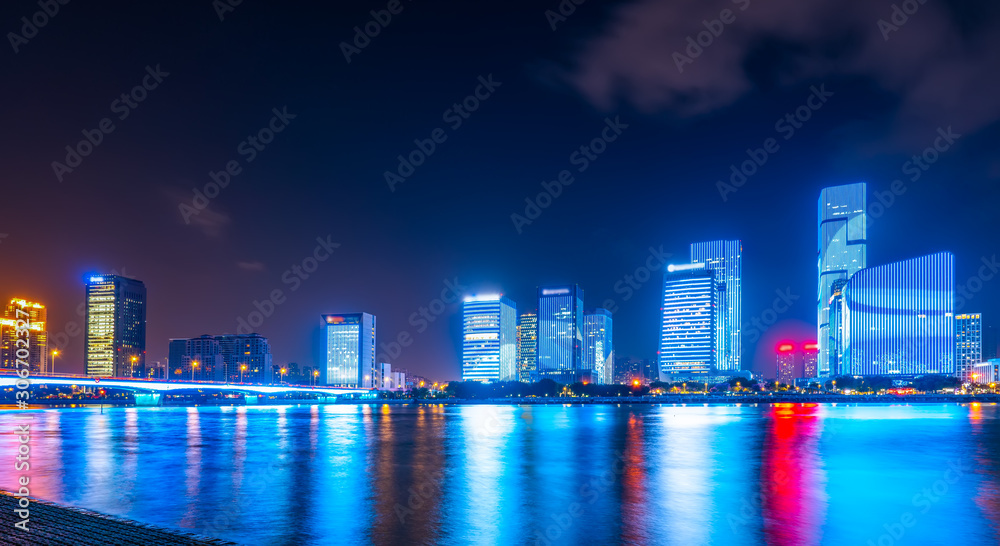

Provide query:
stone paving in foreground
left=0, top=491, right=236, bottom=545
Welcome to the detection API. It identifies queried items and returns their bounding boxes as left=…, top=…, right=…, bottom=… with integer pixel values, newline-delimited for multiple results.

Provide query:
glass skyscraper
left=462, top=295, right=517, bottom=382
left=691, top=240, right=742, bottom=372
left=322, top=313, right=375, bottom=388
left=955, top=313, right=983, bottom=382
left=537, top=285, right=584, bottom=377
left=517, top=311, right=538, bottom=382
left=658, top=264, right=716, bottom=377
left=818, top=182, right=868, bottom=376
left=841, top=252, right=954, bottom=376
left=583, top=309, right=613, bottom=385
left=85, top=274, right=146, bottom=377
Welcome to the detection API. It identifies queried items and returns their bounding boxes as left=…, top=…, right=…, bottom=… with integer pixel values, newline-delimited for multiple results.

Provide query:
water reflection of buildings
left=621, top=412, right=649, bottom=545
left=969, top=404, right=1000, bottom=543
left=181, top=407, right=202, bottom=528
left=762, top=404, right=827, bottom=546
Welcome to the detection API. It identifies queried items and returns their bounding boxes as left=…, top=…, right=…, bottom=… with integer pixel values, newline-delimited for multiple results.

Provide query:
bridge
left=0, top=373, right=374, bottom=405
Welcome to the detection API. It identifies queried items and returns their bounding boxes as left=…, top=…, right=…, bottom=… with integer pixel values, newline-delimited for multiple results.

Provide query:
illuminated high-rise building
left=802, top=342, right=819, bottom=378
left=841, top=252, right=954, bottom=376
left=955, top=313, right=983, bottom=382
left=462, top=295, right=517, bottom=382
left=776, top=343, right=796, bottom=385
left=537, top=285, right=584, bottom=380
left=321, top=313, right=376, bottom=388
left=517, top=311, right=538, bottom=382
left=85, top=275, right=146, bottom=377
left=583, top=309, right=613, bottom=385
left=827, top=279, right=848, bottom=376
left=818, top=182, right=867, bottom=377
left=658, top=264, right=716, bottom=378
left=691, top=240, right=742, bottom=372
left=1, top=299, right=48, bottom=373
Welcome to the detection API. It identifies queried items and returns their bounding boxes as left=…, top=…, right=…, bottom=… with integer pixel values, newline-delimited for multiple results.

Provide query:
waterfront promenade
left=0, top=491, right=234, bottom=545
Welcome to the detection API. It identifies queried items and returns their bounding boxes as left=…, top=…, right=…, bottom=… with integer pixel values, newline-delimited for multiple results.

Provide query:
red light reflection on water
left=620, top=413, right=648, bottom=544
left=762, top=403, right=825, bottom=546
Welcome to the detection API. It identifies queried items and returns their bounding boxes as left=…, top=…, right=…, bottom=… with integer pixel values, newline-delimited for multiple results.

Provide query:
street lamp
left=51, top=349, right=59, bottom=374
left=280, top=367, right=287, bottom=384
left=191, top=360, right=199, bottom=381
left=240, top=364, right=247, bottom=383
left=131, top=356, right=138, bottom=378
left=313, top=369, right=319, bottom=386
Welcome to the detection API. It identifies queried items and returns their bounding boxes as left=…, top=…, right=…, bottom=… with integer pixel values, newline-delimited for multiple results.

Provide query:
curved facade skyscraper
left=817, top=183, right=868, bottom=376
left=840, top=252, right=955, bottom=376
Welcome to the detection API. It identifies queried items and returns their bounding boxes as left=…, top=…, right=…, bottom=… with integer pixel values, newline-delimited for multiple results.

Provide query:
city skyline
left=3, top=2, right=1000, bottom=544
left=2, top=1, right=999, bottom=382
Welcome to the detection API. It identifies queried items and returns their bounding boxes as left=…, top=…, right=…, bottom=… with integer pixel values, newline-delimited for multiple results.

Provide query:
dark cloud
left=566, top=0, right=1000, bottom=145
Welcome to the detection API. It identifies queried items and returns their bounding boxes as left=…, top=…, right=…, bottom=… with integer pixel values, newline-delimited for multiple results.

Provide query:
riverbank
left=0, top=490, right=233, bottom=545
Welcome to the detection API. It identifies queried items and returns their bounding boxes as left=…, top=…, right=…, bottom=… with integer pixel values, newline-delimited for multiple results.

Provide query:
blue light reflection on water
left=1, top=403, right=997, bottom=545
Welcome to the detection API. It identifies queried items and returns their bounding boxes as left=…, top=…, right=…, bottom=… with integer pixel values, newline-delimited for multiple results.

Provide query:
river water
left=1, top=403, right=997, bottom=545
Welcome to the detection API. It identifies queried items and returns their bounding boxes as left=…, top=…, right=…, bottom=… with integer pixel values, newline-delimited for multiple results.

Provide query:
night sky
left=3, top=0, right=999, bottom=380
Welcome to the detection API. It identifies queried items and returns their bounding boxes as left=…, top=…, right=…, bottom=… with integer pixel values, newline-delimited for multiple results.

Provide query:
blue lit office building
left=841, top=252, right=954, bottom=376
left=462, top=295, right=517, bottom=382
left=537, top=285, right=584, bottom=381
left=658, top=264, right=716, bottom=377
left=818, top=182, right=868, bottom=376
left=691, top=240, right=742, bottom=372
left=583, top=309, right=613, bottom=385
left=321, top=313, right=376, bottom=388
